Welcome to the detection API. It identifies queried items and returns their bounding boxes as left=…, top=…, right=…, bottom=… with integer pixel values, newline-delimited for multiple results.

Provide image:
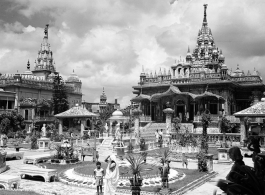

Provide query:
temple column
left=80, top=119, right=85, bottom=136
left=109, top=121, right=112, bottom=137
left=150, top=102, right=152, bottom=118
left=252, top=90, right=262, bottom=105
left=59, top=119, right=63, bottom=135
left=132, top=109, right=142, bottom=145
left=163, top=107, right=174, bottom=144
left=240, top=118, right=246, bottom=143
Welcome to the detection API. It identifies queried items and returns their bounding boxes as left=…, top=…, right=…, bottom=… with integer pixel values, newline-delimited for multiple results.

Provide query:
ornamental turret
left=186, top=46, right=192, bottom=63
left=139, top=66, right=146, bottom=85
left=99, top=87, right=107, bottom=113
left=218, top=50, right=225, bottom=63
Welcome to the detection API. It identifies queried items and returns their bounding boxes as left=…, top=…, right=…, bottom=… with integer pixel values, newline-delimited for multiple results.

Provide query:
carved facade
left=0, top=25, right=82, bottom=131
left=132, top=5, right=265, bottom=126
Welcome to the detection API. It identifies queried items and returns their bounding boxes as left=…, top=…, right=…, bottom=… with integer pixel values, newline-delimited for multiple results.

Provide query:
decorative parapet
left=138, top=72, right=262, bottom=86
left=19, top=98, right=37, bottom=107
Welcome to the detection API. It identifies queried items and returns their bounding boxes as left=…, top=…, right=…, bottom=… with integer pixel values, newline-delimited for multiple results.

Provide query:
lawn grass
left=119, top=168, right=208, bottom=192
left=39, top=161, right=94, bottom=174
left=0, top=190, right=41, bottom=195
left=74, top=162, right=160, bottom=177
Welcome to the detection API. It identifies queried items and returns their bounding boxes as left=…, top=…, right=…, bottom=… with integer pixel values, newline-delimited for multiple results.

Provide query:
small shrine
left=54, top=104, right=98, bottom=136
left=234, top=97, right=265, bottom=146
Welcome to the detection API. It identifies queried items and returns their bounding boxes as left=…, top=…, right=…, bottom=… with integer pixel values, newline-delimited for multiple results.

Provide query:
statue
left=115, top=124, right=121, bottom=142
left=41, top=124, right=47, bottom=137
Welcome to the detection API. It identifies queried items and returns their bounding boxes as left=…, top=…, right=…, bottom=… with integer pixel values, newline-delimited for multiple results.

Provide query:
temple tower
left=32, top=24, right=56, bottom=80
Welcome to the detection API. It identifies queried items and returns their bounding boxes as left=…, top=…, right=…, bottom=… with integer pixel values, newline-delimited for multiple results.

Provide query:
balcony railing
left=0, top=109, right=15, bottom=114
left=33, top=116, right=55, bottom=122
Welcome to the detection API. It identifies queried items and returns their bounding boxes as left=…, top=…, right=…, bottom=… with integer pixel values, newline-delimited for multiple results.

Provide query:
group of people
left=93, top=154, right=119, bottom=195
left=155, top=129, right=163, bottom=142
left=214, top=136, right=264, bottom=195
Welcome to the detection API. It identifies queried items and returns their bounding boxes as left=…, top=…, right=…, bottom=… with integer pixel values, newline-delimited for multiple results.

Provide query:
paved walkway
left=2, top=149, right=255, bottom=195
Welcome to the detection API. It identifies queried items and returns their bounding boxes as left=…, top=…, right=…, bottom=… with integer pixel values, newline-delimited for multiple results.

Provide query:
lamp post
left=92, top=117, right=97, bottom=162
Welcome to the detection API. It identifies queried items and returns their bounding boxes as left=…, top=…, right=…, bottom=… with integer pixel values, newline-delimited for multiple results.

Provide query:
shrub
left=197, top=151, right=207, bottom=172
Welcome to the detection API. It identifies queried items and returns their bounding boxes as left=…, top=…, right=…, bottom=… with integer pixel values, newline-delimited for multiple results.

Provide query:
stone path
left=2, top=149, right=256, bottom=195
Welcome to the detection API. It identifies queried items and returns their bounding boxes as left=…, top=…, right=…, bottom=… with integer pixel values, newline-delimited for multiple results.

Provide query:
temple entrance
left=176, top=105, right=184, bottom=122
left=151, top=105, right=156, bottom=121
left=189, top=104, right=194, bottom=121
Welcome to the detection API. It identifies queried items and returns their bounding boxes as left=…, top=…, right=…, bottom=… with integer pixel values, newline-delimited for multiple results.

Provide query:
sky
left=0, top=0, right=264, bottom=108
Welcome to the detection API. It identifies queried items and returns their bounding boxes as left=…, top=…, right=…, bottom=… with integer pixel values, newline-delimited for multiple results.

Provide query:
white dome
left=112, top=110, right=123, bottom=116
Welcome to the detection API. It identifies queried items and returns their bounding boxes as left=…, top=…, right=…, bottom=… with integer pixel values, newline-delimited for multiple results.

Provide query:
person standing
left=104, top=155, right=119, bottom=195
left=155, top=130, right=159, bottom=142
left=94, top=161, right=104, bottom=195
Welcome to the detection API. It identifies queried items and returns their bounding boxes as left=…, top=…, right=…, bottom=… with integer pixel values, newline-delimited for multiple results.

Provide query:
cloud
left=0, top=0, right=264, bottom=108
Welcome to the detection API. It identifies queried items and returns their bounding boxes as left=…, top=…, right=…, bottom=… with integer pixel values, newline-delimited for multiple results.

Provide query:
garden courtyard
left=0, top=147, right=256, bottom=195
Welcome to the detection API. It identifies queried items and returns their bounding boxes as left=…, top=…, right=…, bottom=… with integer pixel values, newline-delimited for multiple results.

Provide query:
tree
left=52, top=73, right=69, bottom=115
left=172, top=117, right=181, bottom=133
left=0, top=111, right=25, bottom=136
left=197, top=109, right=211, bottom=172
left=201, top=109, right=211, bottom=153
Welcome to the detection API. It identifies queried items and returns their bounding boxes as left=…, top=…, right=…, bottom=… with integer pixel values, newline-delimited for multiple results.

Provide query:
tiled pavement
left=2, top=149, right=255, bottom=195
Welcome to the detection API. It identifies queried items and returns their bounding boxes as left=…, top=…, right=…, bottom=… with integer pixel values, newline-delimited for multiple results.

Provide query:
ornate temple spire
left=27, top=60, right=30, bottom=70
left=33, top=24, right=56, bottom=74
left=203, top=4, right=208, bottom=26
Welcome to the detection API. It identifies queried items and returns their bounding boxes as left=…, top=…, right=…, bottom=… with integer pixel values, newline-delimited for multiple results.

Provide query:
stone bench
left=23, top=153, right=53, bottom=164
left=6, top=151, right=24, bottom=160
left=0, top=175, right=20, bottom=189
left=19, top=166, right=57, bottom=182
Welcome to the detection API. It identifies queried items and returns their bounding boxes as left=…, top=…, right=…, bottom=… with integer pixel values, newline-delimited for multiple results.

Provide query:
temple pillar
left=240, top=118, right=246, bottom=143
left=59, top=119, right=63, bottom=135
left=132, top=109, right=142, bottom=145
left=109, top=121, right=112, bottom=137
left=252, top=90, right=262, bottom=105
left=163, top=108, right=174, bottom=143
left=80, top=119, right=85, bottom=136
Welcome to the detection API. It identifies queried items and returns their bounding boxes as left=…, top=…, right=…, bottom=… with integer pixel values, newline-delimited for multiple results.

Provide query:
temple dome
left=112, top=110, right=123, bottom=117
left=66, top=71, right=80, bottom=82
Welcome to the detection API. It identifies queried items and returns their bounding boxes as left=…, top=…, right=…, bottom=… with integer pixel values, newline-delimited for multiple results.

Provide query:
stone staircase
left=140, top=122, right=166, bottom=141
left=97, top=137, right=115, bottom=161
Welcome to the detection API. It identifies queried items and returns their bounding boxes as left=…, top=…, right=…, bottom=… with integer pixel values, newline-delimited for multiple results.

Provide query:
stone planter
left=217, top=148, right=231, bottom=164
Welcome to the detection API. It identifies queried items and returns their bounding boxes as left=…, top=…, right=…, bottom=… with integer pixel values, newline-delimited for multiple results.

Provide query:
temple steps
left=140, top=123, right=166, bottom=141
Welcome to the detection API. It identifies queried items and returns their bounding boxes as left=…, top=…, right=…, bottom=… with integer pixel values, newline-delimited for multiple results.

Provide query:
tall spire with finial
left=44, top=24, right=49, bottom=38
left=27, top=60, right=30, bottom=70
left=203, top=4, right=208, bottom=26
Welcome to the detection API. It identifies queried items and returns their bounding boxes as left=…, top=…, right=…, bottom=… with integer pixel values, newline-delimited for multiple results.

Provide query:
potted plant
left=126, top=154, right=145, bottom=195
left=156, top=149, right=172, bottom=191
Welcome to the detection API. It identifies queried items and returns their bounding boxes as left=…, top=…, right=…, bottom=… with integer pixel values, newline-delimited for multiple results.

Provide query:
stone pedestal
left=205, top=154, right=214, bottom=172
left=37, top=137, right=51, bottom=151
left=0, top=151, right=7, bottom=174
left=163, top=108, right=174, bottom=143
left=217, top=148, right=231, bottom=164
